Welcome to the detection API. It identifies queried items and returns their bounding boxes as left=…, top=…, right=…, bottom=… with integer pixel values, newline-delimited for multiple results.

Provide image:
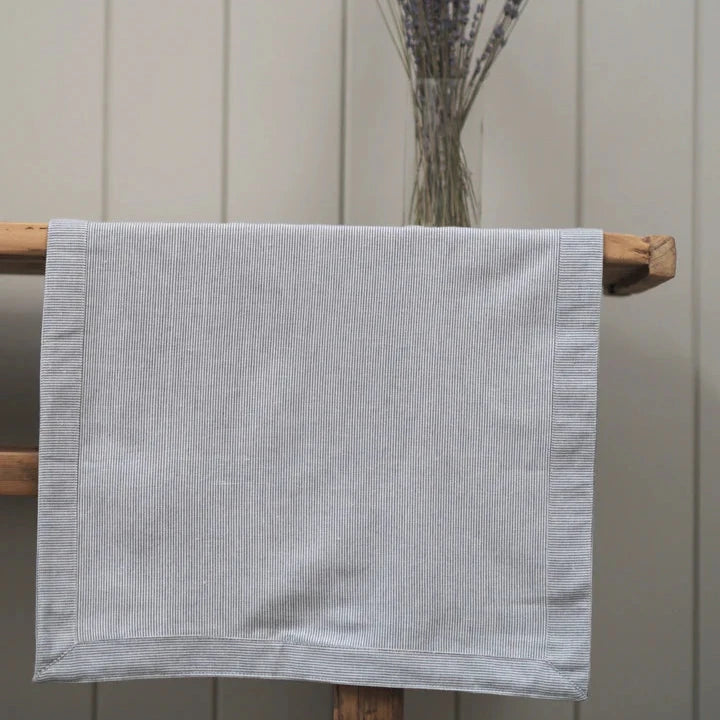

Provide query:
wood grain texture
left=604, top=234, right=677, bottom=294
left=697, top=0, right=720, bottom=715
left=334, top=685, right=404, bottom=720
left=0, top=223, right=676, bottom=295
left=581, top=1, right=694, bottom=718
left=0, top=224, right=47, bottom=274
left=0, top=449, right=38, bottom=496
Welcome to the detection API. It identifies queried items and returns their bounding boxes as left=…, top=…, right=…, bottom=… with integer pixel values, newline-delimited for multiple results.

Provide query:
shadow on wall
left=592, top=314, right=695, bottom=710
left=0, top=276, right=44, bottom=447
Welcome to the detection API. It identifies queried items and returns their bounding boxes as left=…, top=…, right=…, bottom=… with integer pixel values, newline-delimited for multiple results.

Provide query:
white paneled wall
left=227, top=0, right=343, bottom=224
left=0, top=1, right=713, bottom=719
left=697, top=0, right=720, bottom=717
left=582, top=3, right=695, bottom=718
left=106, top=0, right=225, bottom=223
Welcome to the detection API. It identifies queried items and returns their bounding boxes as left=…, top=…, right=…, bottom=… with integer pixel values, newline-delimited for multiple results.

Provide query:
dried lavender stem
left=379, top=0, right=530, bottom=226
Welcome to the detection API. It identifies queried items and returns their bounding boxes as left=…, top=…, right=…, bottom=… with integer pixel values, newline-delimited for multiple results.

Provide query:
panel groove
left=220, top=0, right=230, bottom=226
left=574, top=0, right=583, bottom=229
left=101, top=0, right=111, bottom=223
left=696, top=0, right=720, bottom=716
left=339, top=0, right=348, bottom=225
left=691, top=0, right=700, bottom=716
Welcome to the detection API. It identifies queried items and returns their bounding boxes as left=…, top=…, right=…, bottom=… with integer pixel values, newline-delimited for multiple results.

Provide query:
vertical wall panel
left=344, top=0, right=406, bottom=225
left=106, top=0, right=224, bottom=222
left=697, top=0, right=720, bottom=716
left=0, top=4, right=104, bottom=222
left=479, top=0, right=579, bottom=229
left=461, top=693, right=571, bottom=720
left=0, top=2, right=104, bottom=718
left=226, top=0, right=342, bottom=223
left=98, top=680, right=213, bottom=720
left=99, top=1, right=224, bottom=718
left=219, top=679, right=331, bottom=720
left=581, top=1, right=694, bottom=718
left=404, top=690, right=457, bottom=720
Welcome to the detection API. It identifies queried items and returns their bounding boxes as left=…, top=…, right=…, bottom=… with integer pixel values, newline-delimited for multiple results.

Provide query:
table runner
left=34, top=220, right=602, bottom=699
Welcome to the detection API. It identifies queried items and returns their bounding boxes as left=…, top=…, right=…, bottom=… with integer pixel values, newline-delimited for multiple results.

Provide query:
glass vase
left=404, top=78, right=484, bottom=228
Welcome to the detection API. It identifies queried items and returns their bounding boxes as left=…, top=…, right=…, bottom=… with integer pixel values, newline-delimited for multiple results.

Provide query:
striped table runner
left=34, top=220, right=602, bottom=699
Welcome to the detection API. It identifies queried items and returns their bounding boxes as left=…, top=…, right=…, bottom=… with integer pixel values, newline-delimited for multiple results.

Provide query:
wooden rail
left=0, top=222, right=676, bottom=295
left=0, top=449, right=38, bottom=496
left=333, top=685, right=403, bottom=720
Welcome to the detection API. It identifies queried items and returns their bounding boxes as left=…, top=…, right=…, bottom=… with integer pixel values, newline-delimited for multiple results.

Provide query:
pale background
left=0, top=0, right=716, bottom=718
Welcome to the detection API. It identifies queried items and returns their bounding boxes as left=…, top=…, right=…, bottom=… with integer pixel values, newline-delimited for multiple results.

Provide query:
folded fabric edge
left=33, top=638, right=586, bottom=700
left=544, top=227, right=603, bottom=697
left=33, top=221, right=599, bottom=701
left=34, top=219, right=89, bottom=679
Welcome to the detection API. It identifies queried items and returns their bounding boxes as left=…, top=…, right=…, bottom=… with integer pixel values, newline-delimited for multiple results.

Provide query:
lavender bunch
left=378, top=1, right=530, bottom=226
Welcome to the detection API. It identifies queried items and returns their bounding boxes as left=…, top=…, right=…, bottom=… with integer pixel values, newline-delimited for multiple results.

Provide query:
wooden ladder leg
left=333, top=685, right=403, bottom=720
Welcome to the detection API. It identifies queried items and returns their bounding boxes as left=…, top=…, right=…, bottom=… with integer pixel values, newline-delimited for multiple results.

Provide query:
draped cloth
left=34, top=220, right=602, bottom=699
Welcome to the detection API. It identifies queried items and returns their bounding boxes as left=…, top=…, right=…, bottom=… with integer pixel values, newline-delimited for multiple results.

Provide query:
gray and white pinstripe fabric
left=35, top=220, right=602, bottom=699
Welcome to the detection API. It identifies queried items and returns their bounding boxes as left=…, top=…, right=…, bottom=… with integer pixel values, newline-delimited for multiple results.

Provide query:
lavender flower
left=377, top=1, right=530, bottom=226
left=379, top=0, right=529, bottom=117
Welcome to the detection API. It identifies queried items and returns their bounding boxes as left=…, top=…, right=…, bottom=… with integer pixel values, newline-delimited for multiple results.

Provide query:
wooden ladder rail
left=0, top=222, right=677, bottom=720
left=0, top=223, right=676, bottom=295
